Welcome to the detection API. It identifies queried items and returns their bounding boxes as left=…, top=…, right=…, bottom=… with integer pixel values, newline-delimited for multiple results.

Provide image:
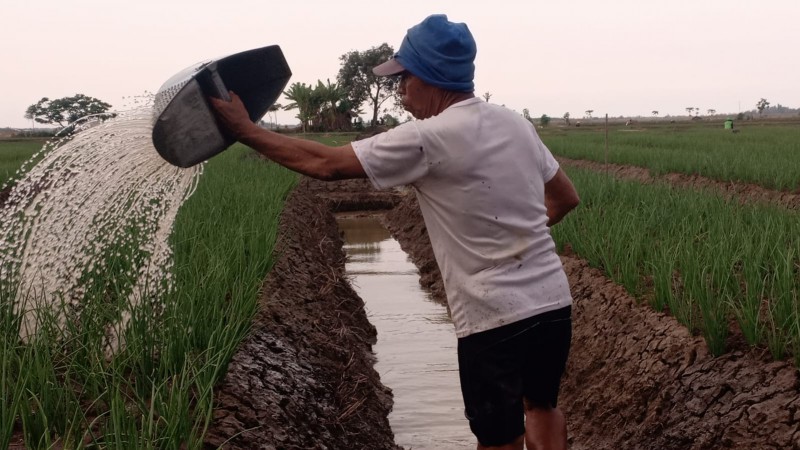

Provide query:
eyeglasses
left=395, top=71, right=411, bottom=83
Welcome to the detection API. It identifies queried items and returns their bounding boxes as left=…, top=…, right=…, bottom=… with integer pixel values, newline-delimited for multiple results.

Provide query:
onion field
left=541, top=122, right=800, bottom=191
left=542, top=122, right=800, bottom=363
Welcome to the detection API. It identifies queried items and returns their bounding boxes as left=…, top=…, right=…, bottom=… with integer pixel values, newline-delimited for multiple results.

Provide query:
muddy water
left=338, top=215, right=474, bottom=449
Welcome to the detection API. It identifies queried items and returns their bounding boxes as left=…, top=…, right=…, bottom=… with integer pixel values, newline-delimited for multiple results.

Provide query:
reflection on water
left=338, top=215, right=474, bottom=450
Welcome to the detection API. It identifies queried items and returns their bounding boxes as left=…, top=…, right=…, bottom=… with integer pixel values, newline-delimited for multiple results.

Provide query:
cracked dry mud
left=205, top=167, right=799, bottom=449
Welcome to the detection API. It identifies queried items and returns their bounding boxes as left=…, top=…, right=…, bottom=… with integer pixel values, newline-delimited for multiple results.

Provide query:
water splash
left=0, top=105, right=202, bottom=349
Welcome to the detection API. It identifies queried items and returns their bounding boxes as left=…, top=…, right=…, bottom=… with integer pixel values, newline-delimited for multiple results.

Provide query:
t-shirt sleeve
left=351, top=122, right=429, bottom=190
left=540, top=141, right=560, bottom=183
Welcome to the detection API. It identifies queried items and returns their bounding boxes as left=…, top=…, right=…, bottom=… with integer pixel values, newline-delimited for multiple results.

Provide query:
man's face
left=396, top=71, right=438, bottom=120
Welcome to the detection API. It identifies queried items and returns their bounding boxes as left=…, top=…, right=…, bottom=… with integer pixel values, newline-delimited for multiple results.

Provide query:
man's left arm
left=544, top=168, right=580, bottom=227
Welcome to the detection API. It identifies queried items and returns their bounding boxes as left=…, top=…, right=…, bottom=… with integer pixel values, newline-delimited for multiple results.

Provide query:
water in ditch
left=338, top=214, right=474, bottom=449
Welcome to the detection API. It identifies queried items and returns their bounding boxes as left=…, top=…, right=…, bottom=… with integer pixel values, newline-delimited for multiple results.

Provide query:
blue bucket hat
left=373, top=14, right=476, bottom=92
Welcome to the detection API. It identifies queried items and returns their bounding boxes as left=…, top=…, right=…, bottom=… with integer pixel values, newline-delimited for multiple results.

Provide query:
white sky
left=2, top=0, right=798, bottom=128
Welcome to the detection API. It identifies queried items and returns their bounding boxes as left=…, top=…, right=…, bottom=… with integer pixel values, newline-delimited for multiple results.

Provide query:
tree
left=652, top=110, right=659, bottom=117
left=24, top=94, right=113, bottom=129
left=522, top=108, right=532, bottom=121
left=707, top=109, right=716, bottom=116
left=312, top=79, right=353, bottom=131
left=312, top=79, right=339, bottom=131
left=563, top=112, right=571, bottom=126
left=266, top=103, right=282, bottom=129
left=482, top=92, right=492, bottom=102
left=756, top=98, right=770, bottom=116
left=283, top=82, right=315, bottom=132
left=585, top=110, right=593, bottom=119
left=380, top=113, right=400, bottom=127
left=539, top=114, right=551, bottom=127
left=337, top=44, right=399, bottom=128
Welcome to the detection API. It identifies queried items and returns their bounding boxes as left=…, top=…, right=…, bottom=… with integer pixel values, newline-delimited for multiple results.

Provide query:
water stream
left=338, top=215, right=474, bottom=449
left=0, top=106, right=202, bottom=347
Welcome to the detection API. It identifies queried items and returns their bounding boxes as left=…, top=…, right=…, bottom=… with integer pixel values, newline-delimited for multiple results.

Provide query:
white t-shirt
left=352, top=97, right=572, bottom=338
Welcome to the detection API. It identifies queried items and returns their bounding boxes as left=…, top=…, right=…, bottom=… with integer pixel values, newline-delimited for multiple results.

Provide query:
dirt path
left=208, top=172, right=799, bottom=449
left=558, top=157, right=800, bottom=211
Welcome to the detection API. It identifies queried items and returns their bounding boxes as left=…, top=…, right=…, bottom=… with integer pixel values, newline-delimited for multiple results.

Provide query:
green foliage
left=540, top=123, right=800, bottom=191
left=381, top=114, right=400, bottom=127
left=24, top=94, right=113, bottom=129
left=0, top=140, right=46, bottom=187
left=539, top=114, right=551, bottom=127
left=283, top=80, right=351, bottom=132
left=756, top=98, right=770, bottom=115
left=283, top=82, right=315, bottom=132
left=0, top=145, right=298, bottom=447
left=551, top=168, right=800, bottom=359
left=337, top=43, right=399, bottom=127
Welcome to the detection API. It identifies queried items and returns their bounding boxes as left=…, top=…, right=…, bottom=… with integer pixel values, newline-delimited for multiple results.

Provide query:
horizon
left=3, top=0, right=799, bottom=129
left=3, top=106, right=796, bottom=133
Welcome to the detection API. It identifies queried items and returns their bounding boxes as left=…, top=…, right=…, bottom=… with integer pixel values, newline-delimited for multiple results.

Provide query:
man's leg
left=524, top=403, right=567, bottom=450
left=520, top=307, right=572, bottom=450
left=477, top=434, right=524, bottom=450
left=458, top=323, right=527, bottom=450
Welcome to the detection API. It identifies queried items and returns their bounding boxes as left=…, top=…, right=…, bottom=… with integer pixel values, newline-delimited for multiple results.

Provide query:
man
left=211, top=14, right=579, bottom=450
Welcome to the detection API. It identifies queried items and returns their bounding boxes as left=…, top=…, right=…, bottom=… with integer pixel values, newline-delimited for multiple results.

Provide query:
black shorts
left=457, top=306, right=572, bottom=447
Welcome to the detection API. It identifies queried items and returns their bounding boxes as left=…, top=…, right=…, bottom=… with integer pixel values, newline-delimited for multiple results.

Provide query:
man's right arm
left=210, top=93, right=367, bottom=181
left=544, top=168, right=580, bottom=227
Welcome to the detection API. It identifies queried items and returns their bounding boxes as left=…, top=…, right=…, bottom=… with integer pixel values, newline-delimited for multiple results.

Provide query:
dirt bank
left=558, top=157, right=800, bottom=211
left=208, top=172, right=799, bottom=449
left=384, top=191, right=800, bottom=450
left=204, top=178, right=401, bottom=450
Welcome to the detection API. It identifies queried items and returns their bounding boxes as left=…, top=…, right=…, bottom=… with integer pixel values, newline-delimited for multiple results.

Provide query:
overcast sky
left=2, top=0, right=798, bottom=128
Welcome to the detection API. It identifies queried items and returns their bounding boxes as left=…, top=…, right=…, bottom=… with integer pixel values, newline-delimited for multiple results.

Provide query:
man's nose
left=397, top=80, right=406, bottom=95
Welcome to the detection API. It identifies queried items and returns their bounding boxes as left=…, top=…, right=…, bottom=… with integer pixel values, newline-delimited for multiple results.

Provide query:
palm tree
left=652, top=110, right=659, bottom=117
left=283, top=82, right=314, bottom=132
left=585, top=110, right=593, bottom=119
left=267, top=103, right=282, bottom=129
left=314, top=79, right=345, bottom=131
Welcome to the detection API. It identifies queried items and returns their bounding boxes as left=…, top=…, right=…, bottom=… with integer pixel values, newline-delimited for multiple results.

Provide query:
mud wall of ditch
left=207, top=174, right=799, bottom=450
left=205, top=179, right=401, bottom=450
left=383, top=191, right=800, bottom=450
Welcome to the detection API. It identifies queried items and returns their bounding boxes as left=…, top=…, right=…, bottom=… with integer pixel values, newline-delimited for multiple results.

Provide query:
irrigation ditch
left=204, top=168, right=799, bottom=449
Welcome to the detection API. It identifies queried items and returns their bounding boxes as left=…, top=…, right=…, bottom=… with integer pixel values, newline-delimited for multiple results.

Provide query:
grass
left=0, top=139, right=46, bottom=187
left=551, top=167, right=800, bottom=360
left=2, top=122, right=799, bottom=446
left=292, top=131, right=360, bottom=146
left=0, top=144, right=298, bottom=448
left=538, top=122, right=800, bottom=191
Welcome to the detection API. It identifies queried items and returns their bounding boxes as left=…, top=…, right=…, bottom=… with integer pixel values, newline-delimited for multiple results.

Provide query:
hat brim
left=372, top=58, right=405, bottom=76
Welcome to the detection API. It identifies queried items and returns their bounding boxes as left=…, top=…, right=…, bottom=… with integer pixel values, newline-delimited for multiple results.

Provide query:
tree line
left=24, top=44, right=402, bottom=134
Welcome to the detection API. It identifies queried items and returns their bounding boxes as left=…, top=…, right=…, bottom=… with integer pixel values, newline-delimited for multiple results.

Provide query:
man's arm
left=544, top=168, right=580, bottom=227
left=209, top=93, right=367, bottom=181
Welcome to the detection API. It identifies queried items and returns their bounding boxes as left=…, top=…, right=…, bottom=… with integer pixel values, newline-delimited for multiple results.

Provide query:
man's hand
left=209, top=92, right=259, bottom=142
